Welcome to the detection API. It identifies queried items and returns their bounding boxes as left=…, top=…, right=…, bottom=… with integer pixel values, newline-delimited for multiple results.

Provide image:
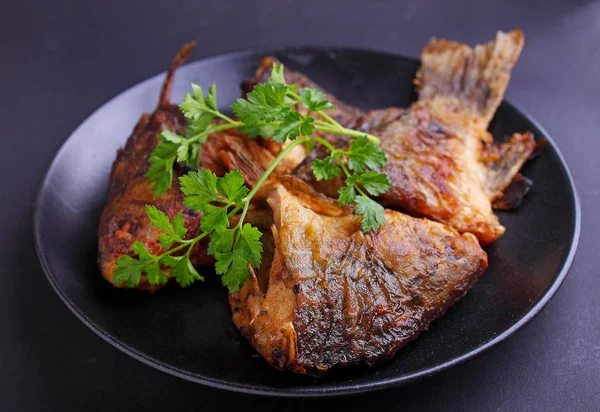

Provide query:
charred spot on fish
left=493, top=174, right=533, bottom=210
left=184, top=208, right=199, bottom=218
left=179, top=162, right=199, bottom=175
left=445, top=245, right=457, bottom=261
left=426, top=120, right=450, bottom=138
left=408, top=276, right=423, bottom=286
left=272, top=347, right=285, bottom=362
left=408, top=294, right=424, bottom=307
left=292, top=284, right=300, bottom=294
left=528, top=138, right=545, bottom=160
left=111, top=214, right=141, bottom=236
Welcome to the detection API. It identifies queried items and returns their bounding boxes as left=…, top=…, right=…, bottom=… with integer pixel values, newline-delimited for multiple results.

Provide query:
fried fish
left=249, top=30, right=537, bottom=245
left=98, top=43, right=224, bottom=290
left=227, top=173, right=487, bottom=374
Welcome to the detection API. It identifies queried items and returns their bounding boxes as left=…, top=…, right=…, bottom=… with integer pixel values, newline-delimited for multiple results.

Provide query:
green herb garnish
left=115, top=64, right=391, bottom=293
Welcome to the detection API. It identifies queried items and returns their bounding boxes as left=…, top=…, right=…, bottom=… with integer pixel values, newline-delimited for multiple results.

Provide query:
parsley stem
left=339, top=160, right=369, bottom=197
left=314, top=124, right=380, bottom=144
left=286, top=90, right=380, bottom=144
left=314, top=110, right=338, bottom=127
left=234, top=202, right=250, bottom=232
left=157, top=231, right=209, bottom=261
left=187, top=122, right=242, bottom=143
left=227, top=204, right=243, bottom=218
left=207, top=109, right=238, bottom=125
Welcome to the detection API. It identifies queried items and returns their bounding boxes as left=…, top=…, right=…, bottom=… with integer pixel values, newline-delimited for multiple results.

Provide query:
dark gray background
left=2, top=0, right=599, bottom=410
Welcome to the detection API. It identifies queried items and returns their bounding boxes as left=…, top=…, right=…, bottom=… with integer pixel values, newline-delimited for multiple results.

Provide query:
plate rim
left=33, top=46, right=582, bottom=397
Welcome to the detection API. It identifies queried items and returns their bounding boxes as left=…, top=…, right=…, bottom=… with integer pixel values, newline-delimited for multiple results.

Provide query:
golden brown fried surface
left=98, top=43, right=226, bottom=290
left=374, top=30, right=534, bottom=244
left=372, top=104, right=536, bottom=245
left=229, top=177, right=487, bottom=374
left=248, top=30, right=536, bottom=245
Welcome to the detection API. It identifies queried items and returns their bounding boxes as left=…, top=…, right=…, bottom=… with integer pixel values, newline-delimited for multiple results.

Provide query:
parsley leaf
left=214, top=223, right=263, bottom=292
left=235, top=223, right=263, bottom=267
left=113, top=255, right=144, bottom=288
left=148, top=83, right=218, bottom=198
left=179, top=169, right=218, bottom=212
left=170, top=255, right=203, bottom=287
left=146, top=206, right=187, bottom=250
left=147, top=132, right=179, bottom=197
left=179, top=83, right=218, bottom=119
left=205, top=84, right=218, bottom=111
left=146, top=205, right=175, bottom=234
left=347, top=171, right=391, bottom=196
left=269, top=64, right=287, bottom=86
left=131, top=241, right=154, bottom=264
left=312, top=155, right=341, bottom=181
left=216, top=170, right=248, bottom=205
left=299, top=88, right=336, bottom=112
left=145, top=263, right=169, bottom=286
left=113, top=241, right=170, bottom=287
left=347, top=136, right=387, bottom=173
left=354, top=195, right=387, bottom=233
left=200, top=204, right=229, bottom=232
left=171, top=211, right=188, bottom=239
left=338, top=185, right=357, bottom=206
left=208, top=227, right=235, bottom=255
left=178, top=112, right=213, bottom=168
left=161, top=130, right=183, bottom=144
left=231, top=82, right=290, bottom=126
left=215, top=251, right=251, bottom=293
left=272, top=111, right=315, bottom=143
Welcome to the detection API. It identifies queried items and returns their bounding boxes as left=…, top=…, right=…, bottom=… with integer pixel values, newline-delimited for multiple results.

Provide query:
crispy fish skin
left=374, top=30, right=535, bottom=244
left=416, top=30, right=524, bottom=129
left=229, top=177, right=487, bottom=374
left=246, top=30, right=537, bottom=245
left=373, top=103, right=536, bottom=245
left=98, top=43, right=227, bottom=291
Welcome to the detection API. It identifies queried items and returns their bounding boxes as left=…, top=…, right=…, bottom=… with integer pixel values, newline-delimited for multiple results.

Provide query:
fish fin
left=492, top=173, right=533, bottom=210
left=481, top=132, right=537, bottom=200
left=218, top=135, right=272, bottom=189
left=416, top=30, right=524, bottom=128
left=158, top=42, right=196, bottom=107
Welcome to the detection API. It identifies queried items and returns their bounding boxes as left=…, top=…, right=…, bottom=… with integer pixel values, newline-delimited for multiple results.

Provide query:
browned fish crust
left=98, top=43, right=225, bottom=290
left=244, top=30, right=537, bottom=245
left=229, top=178, right=487, bottom=374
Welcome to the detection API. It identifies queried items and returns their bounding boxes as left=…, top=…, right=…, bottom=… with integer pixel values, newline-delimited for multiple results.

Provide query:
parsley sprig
left=112, top=205, right=204, bottom=288
left=147, top=64, right=380, bottom=198
left=115, top=63, right=390, bottom=293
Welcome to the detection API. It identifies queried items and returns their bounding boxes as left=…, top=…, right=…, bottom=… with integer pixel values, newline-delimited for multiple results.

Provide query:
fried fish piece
left=219, top=140, right=487, bottom=374
left=228, top=176, right=487, bottom=374
left=374, top=30, right=536, bottom=244
left=98, top=43, right=229, bottom=290
left=248, top=30, right=537, bottom=245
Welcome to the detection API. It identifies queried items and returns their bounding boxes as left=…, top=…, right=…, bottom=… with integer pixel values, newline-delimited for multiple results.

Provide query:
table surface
left=2, top=1, right=599, bottom=410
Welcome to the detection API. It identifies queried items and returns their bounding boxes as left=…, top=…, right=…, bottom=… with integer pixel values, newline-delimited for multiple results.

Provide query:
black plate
left=34, top=47, right=580, bottom=397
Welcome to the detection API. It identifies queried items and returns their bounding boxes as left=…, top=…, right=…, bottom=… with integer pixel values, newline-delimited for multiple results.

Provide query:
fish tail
left=416, top=30, right=524, bottom=128
left=158, top=41, right=196, bottom=106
